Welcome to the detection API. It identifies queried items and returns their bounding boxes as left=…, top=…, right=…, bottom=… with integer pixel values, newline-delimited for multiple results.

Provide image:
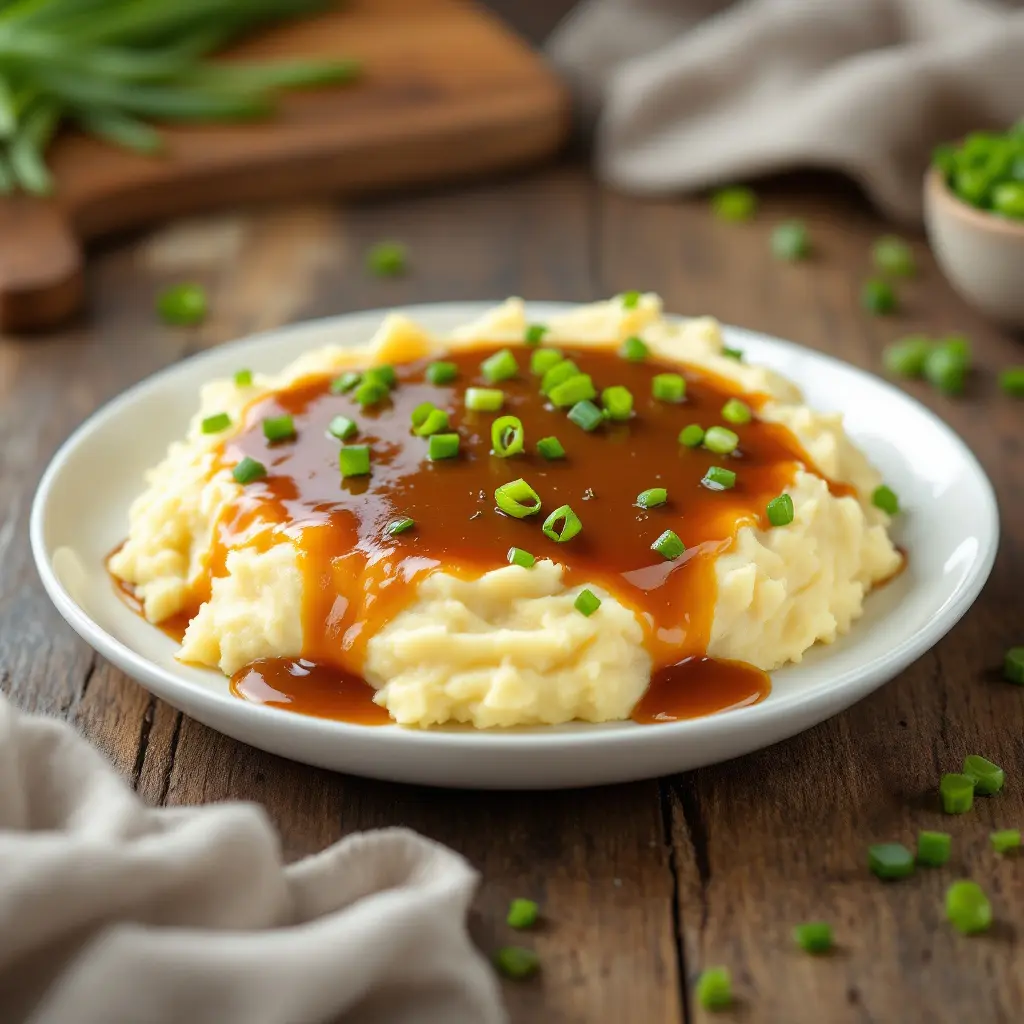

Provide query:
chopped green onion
left=861, top=278, right=897, bottom=315
left=481, top=348, right=518, bottom=384
left=916, top=831, right=952, bottom=867
left=428, top=433, right=460, bottom=461
left=354, top=378, right=389, bottom=408
left=722, top=346, right=744, bottom=361
left=636, top=488, right=667, bottom=509
left=993, top=182, right=1024, bottom=218
left=963, top=754, right=1004, bottom=795
left=872, top=485, right=899, bottom=516
left=507, top=547, right=536, bottom=569
left=465, top=387, right=504, bottom=412
left=494, top=946, right=539, bottom=980
left=157, top=283, right=207, bottom=326
left=873, top=236, right=915, bottom=277
left=703, top=427, right=739, bottom=455
left=792, top=922, right=833, bottom=954
left=1004, top=647, right=1024, bottom=685
left=426, top=361, right=458, bottom=386
left=883, top=336, right=932, bottom=378
left=530, top=348, right=563, bottom=376
left=414, top=409, right=449, bottom=437
left=364, top=366, right=397, bottom=390
left=575, top=589, right=601, bottom=617
left=540, top=359, right=579, bottom=395
left=679, top=424, right=705, bottom=448
left=602, top=385, right=634, bottom=421
left=868, top=843, right=914, bottom=880
left=940, top=773, right=975, bottom=814
left=999, top=367, right=1024, bottom=396
left=695, top=967, right=732, bottom=1011
left=651, top=529, right=685, bottom=561
left=924, top=342, right=969, bottom=395
left=766, top=494, right=794, bottom=527
left=542, top=505, right=582, bottom=542
left=721, top=398, right=752, bottom=425
left=652, top=373, right=685, bottom=403
left=620, top=335, right=648, bottom=362
left=524, top=324, right=548, bottom=346
left=549, top=374, right=597, bottom=409
left=366, top=241, right=407, bottom=277
left=495, top=479, right=542, bottom=519
left=945, top=881, right=991, bottom=935
left=330, top=371, right=362, bottom=395
left=387, top=517, right=415, bottom=536
left=492, top=416, right=525, bottom=457
left=620, top=290, right=641, bottom=309
left=537, top=436, right=566, bottom=460
left=507, top=898, right=540, bottom=928
left=702, top=466, right=737, bottom=491
left=262, top=414, right=296, bottom=443
left=772, top=220, right=810, bottom=261
left=712, top=185, right=756, bottom=222
left=234, top=369, right=253, bottom=387
left=232, top=456, right=266, bottom=485
left=328, top=415, right=358, bottom=441
left=201, top=412, right=231, bottom=434
left=568, top=399, right=604, bottom=432
left=991, top=829, right=1021, bottom=854
left=339, top=445, right=371, bottom=478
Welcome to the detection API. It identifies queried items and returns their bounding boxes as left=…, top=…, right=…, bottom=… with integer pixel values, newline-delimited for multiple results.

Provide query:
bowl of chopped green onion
left=925, top=126, right=1024, bottom=327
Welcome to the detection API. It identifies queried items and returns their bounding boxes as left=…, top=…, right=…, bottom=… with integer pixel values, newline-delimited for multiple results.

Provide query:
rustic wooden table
left=3, top=11, right=1023, bottom=1024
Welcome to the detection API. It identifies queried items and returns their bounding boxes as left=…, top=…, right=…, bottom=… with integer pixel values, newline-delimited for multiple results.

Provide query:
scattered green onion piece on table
left=481, top=349, right=518, bottom=383
left=772, top=220, right=810, bottom=261
left=262, top=414, right=296, bottom=443
left=574, top=589, right=602, bottom=617
left=872, top=485, right=899, bottom=516
left=494, top=946, right=539, bottom=980
left=530, top=348, right=563, bottom=376
left=524, top=324, right=548, bottom=346
left=861, top=278, right=897, bottom=315
left=366, top=241, right=407, bottom=277
left=232, top=456, right=266, bottom=485
left=542, top=505, right=582, bottom=542
left=426, top=361, right=458, bottom=386
left=328, top=416, right=358, bottom=441
left=537, top=436, right=566, bottom=460
left=766, top=494, right=794, bottom=527
left=602, top=385, right=634, bottom=421
left=507, top=547, right=536, bottom=569
left=428, top=433, right=460, bottom=461
left=1004, top=647, right=1024, bottom=685
left=873, top=236, right=916, bottom=277
left=201, top=412, right=231, bottom=434
left=549, top=374, right=597, bottom=408
left=651, top=529, right=685, bottom=561
left=495, top=479, right=543, bottom=519
left=413, top=408, right=449, bottom=437
left=339, top=445, right=371, bottom=478
left=945, top=881, right=991, bottom=935
left=354, top=379, right=389, bottom=408
left=158, top=283, right=207, bottom=326
left=963, top=754, right=1004, bottom=795
left=492, top=416, right=525, bottom=457
left=999, top=367, right=1024, bottom=396
left=540, top=360, right=579, bottom=395
left=722, top=346, right=744, bottom=361
left=506, top=898, right=540, bottom=928
left=620, top=335, right=648, bottom=362
left=792, top=922, right=833, bottom=954
left=637, top=488, right=668, bottom=509
left=721, top=398, right=752, bottom=425
left=465, top=387, right=504, bottom=412
left=330, top=372, right=362, bottom=395
left=704, top=426, right=739, bottom=455
left=991, top=829, right=1021, bottom=854
left=387, top=517, right=415, bottom=536
left=568, top=400, right=604, bottom=432
left=940, top=773, right=975, bottom=815
left=620, top=290, right=641, bottom=309
left=234, top=369, right=253, bottom=387
left=679, top=424, right=705, bottom=448
left=695, top=967, right=732, bottom=1011
left=993, top=182, right=1024, bottom=218
left=868, top=843, right=915, bottom=880
left=883, top=336, right=932, bottom=378
left=917, top=831, right=952, bottom=867
left=712, top=185, right=757, bottom=222
left=703, top=466, right=737, bottom=491
left=924, top=344, right=968, bottom=395
left=652, top=373, right=685, bottom=403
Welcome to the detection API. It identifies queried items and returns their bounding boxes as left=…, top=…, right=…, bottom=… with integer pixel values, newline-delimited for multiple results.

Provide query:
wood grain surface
left=2, top=12, right=1023, bottom=1021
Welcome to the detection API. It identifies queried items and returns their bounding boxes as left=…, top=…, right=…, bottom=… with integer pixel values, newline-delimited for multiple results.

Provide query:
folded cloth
left=0, top=694, right=505, bottom=1024
left=547, top=0, right=1024, bottom=222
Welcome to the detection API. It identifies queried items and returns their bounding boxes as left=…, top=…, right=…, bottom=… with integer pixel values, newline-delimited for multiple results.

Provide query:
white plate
left=31, top=303, right=999, bottom=789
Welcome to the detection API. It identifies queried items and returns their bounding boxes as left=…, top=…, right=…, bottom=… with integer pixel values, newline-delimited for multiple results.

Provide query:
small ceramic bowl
left=924, top=166, right=1024, bottom=327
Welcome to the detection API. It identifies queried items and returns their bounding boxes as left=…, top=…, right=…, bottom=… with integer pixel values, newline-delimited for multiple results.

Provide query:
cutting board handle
left=0, top=198, right=84, bottom=332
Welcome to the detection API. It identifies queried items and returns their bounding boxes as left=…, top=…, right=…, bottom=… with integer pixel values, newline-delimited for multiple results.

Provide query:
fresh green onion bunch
left=933, top=123, right=1024, bottom=219
left=0, top=0, right=359, bottom=195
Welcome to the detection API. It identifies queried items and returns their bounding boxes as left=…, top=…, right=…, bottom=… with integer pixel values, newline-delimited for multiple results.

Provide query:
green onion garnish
left=651, top=529, right=684, bottom=561
left=924, top=343, right=968, bottom=395
left=792, top=922, right=832, bottom=954
left=883, top=336, right=932, bottom=378
left=873, top=236, right=915, bottom=277
left=1004, top=647, right=1024, bottom=685
left=721, top=398, right=752, bottom=425
left=945, top=881, right=991, bottom=935
left=465, top=387, right=504, bottom=412
left=507, top=547, right=536, bottom=569
left=620, top=335, right=648, bottom=362
left=537, top=436, right=566, bottom=460
left=426, top=361, right=458, bottom=386
left=712, top=185, right=756, bottom=221
left=722, top=346, right=744, bottom=361
left=702, top=466, right=736, bottom=491
left=411, top=403, right=449, bottom=437
left=772, top=220, right=810, bottom=261
left=678, top=424, right=705, bottom=448
left=695, top=967, right=732, bottom=1011
left=991, top=829, right=1021, bottom=854
left=568, top=399, right=604, bottom=432
left=703, top=426, right=739, bottom=455
left=872, top=484, right=899, bottom=516
left=540, top=359, right=579, bottom=395
left=328, top=415, right=358, bottom=441
left=481, top=348, right=518, bottom=383
left=157, top=283, right=207, bottom=326
left=234, top=369, right=253, bottom=387
left=636, top=488, right=667, bottom=509
left=861, top=278, right=897, bottom=315
left=549, top=373, right=597, bottom=409
left=524, top=324, right=548, bottom=346
left=231, top=456, right=266, bottom=485
left=387, top=517, right=415, bottom=536
left=652, top=373, right=685, bottom=403
left=530, top=348, right=563, bottom=376
left=994, top=182, right=1024, bottom=218
left=940, top=773, right=974, bottom=814
left=364, top=366, right=397, bottom=390
left=366, top=241, right=407, bottom=277
left=492, top=416, right=525, bottom=457
left=620, top=290, right=641, bottom=308
left=262, top=415, right=295, bottom=443
left=999, top=367, right=1024, bottom=396
left=602, top=385, right=634, bottom=422
left=201, top=412, right=231, bottom=434
left=495, top=479, right=542, bottom=519
left=330, top=371, right=362, bottom=395
left=868, top=843, right=914, bottom=880
left=494, top=946, right=539, bottom=980
left=575, top=589, right=601, bottom=617
left=354, top=378, right=389, bottom=408
left=542, top=505, right=582, bottom=542
left=916, top=831, right=951, bottom=867
left=766, top=494, right=794, bottom=527
left=339, top=445, right=371, bottom=478
left=506, top=897, right=539, bottom=928
left=963, top=754, right=1004, bottom=795
left=428, top=433, right=460, bottom=461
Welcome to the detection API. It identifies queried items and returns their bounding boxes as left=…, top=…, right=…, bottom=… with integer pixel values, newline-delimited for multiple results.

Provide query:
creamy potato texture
left=109, top=296, right=902, bottom=728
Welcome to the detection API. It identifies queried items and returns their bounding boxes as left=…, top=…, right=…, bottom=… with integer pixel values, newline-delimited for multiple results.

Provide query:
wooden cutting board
left=0, top=0, right=569, bottom=331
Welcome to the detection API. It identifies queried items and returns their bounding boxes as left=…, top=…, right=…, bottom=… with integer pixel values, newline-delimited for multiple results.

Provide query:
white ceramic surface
left=31, top=303, right=999, bottom=789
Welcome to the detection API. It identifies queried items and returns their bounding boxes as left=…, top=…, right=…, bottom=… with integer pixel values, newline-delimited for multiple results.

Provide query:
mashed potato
left=109, top=296, right=901, bottom=728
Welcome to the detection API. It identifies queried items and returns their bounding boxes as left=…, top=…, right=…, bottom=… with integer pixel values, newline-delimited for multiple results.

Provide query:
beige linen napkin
left=0, top=694, right=505, bottom=1024
left=548, top=0, right=1024, bottom=222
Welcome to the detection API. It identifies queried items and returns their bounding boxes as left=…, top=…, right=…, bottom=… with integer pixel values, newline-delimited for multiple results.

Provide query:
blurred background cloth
left=547, top=0, right=1024, bottom=222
